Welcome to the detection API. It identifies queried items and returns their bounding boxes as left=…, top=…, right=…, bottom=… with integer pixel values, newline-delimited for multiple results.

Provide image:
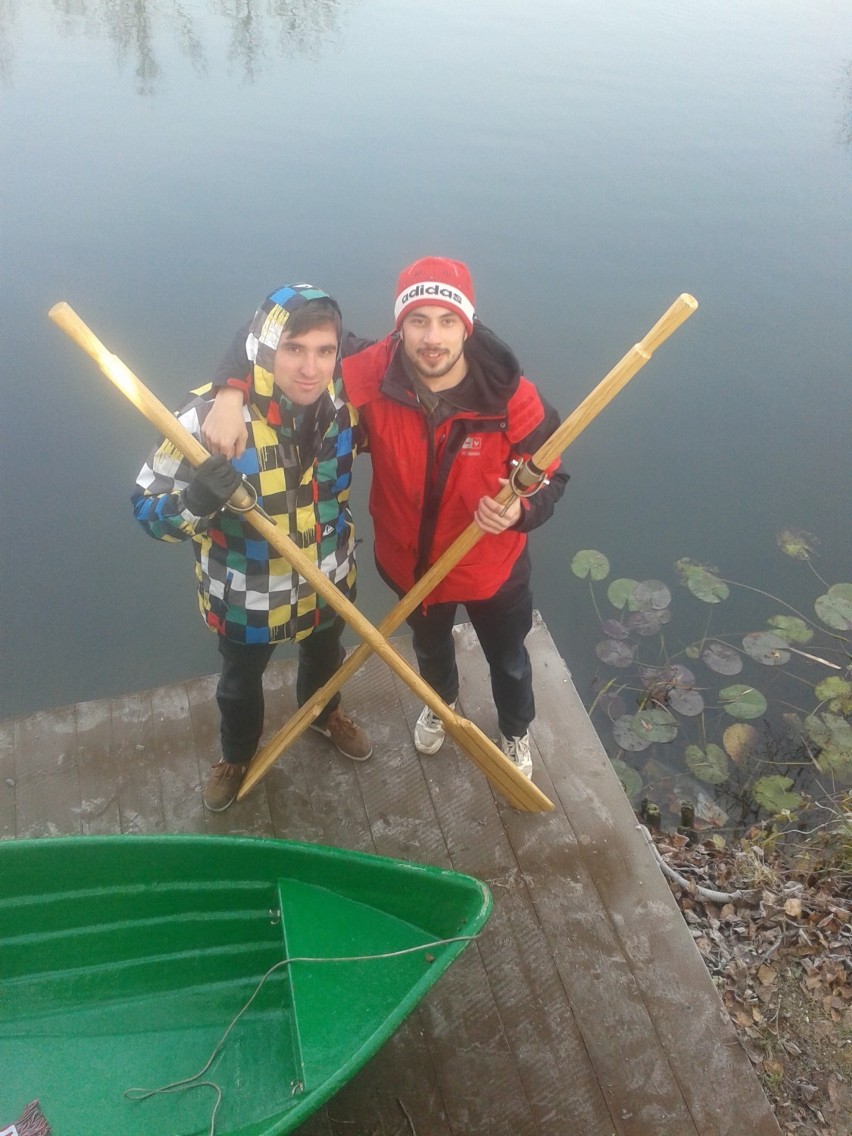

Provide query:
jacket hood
left=246, top=283, right=342, bottom=403
left=460, top=322, right=522, bottom=412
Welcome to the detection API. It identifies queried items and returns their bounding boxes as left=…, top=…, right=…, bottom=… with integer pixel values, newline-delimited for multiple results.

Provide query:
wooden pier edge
left=1, top=615, right=782, bottom=1136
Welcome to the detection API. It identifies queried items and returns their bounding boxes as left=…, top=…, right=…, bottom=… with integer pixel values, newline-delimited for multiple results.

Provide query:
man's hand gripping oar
left=48, top=302, right=553, bottom=813
left=237, top=293, right=699, bottom=799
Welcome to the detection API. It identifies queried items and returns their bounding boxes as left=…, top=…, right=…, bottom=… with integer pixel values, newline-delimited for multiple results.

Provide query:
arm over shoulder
left=340, top=333, right=396, bottom=407
left=212, top=319, right=252, bottom=392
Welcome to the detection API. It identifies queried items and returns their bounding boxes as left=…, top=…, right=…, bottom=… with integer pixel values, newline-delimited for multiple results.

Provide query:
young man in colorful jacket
left=205, top=259, right=567, bottom=780
left=132, top=284, right=372, bottom=812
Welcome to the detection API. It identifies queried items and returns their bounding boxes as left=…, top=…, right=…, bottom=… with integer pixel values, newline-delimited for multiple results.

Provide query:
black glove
left=182, top=454, right=243, bottom=516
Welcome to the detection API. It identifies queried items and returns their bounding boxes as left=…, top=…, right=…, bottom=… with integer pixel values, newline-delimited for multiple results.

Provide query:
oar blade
left=443, top=716, right=554, bottom=812
left=239, top=704, right=322, bottom=798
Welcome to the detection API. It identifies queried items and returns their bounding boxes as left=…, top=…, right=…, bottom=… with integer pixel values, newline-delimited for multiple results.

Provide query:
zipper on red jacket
left=413, top=413, right=504, bottom=580
left=414, top=407, right=438, bottom=580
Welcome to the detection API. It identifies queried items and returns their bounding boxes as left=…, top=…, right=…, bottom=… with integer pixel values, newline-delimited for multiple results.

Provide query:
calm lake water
left=2, top=2, right=850, bottom=806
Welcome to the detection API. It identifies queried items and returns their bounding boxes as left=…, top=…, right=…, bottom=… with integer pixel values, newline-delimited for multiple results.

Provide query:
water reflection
left=0, top=0, right=345, bottom=91
left=224, top=0, right=344, bottom=81
left=0, top=0, right=15, bottom=83
left=841, top=60, right=852, bottom=146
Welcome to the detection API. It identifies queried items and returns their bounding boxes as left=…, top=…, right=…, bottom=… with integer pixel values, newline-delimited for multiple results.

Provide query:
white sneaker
left=414, top=701, right=456, bottom=754
left=500, top=733, right=533, bottom=779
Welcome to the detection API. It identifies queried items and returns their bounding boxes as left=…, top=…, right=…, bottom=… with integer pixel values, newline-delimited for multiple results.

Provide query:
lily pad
left=641, top=664, right=696, bottom=688
left=632, top=580, right=672, bottom=611
left=701, top=641, right=743, bottom=675
left=607, top=578, right=641, bottom=610
left=639, top=666, right=700, bottom=713
left=601, top=619, right=630, bottom=640
left=676, top=558, right=730, bottom=603
left=742, top=631, right=791, bottom=666
left=815, top=585, right=852, bottom=631
left=719, top=684, right=767, bottom=719
left=632, top=707, right=678, bottom=743
left=723, top=722, right=760, bottom=764
left=668, top=686, right=704, bottom=716
left=626, top=609, right=670, bottom=636
left=571, top=549, right=610, bottom=580
left=820, top=713, right=852, bottom=749
left=777, top=528, right=819, bottom=560
left=816, top=744, right=852, bottom=783
left=611, top=758, right=643, bottom=800
left=613, top=714, right=653, bottom=752
left=675, top=556, right=703, bottom=582
left=804, top=712, right=832, bottom=748
left=805, top=713, right=852, bottom=755
left=687, top=570, right=729, bottom=604
left=814, top=677, right=852, bottom=715
left=595, top=639, right=636, bottom=668
left=767, top=615, right=813, bottom=645
left=685, top=743, right=729, bottom=784
left=752, top=775, right=802, bottom=815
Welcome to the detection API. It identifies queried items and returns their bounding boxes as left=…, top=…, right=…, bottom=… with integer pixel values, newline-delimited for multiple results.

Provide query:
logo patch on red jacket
left=461, top=436, right=482, bottom=455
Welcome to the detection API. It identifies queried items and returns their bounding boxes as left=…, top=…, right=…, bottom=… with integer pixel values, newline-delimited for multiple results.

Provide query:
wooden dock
left=1, top=615, right=781, bottom=1136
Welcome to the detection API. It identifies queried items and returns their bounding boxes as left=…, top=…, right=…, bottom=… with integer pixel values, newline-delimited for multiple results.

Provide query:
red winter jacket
left=342, top=323, right=568, bottom=604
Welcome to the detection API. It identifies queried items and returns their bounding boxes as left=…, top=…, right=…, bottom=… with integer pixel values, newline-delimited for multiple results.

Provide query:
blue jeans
left=215, top=618, right=346, bottom=764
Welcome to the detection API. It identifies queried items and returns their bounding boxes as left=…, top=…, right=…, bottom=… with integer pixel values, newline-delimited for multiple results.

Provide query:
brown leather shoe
left=203, top=761, right=247, bottom=811
left=311, top=707, right=373, bottom=761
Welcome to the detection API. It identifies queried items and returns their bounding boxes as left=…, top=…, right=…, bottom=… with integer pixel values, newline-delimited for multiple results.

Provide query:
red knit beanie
left=393, top=256, right=476, bottom=334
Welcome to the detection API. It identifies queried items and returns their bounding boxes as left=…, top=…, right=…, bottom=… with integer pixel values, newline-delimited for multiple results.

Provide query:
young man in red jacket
left=205, top=258, right=567, bottom=779
left=342, top=258, right=567, bottom=778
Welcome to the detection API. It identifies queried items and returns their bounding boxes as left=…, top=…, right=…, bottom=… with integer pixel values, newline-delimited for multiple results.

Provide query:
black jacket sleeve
left=341, top=329, right=376, bottom=357
left=212, top=319, right=252, bottom=389
left=512, top=393, right=569, bottom=533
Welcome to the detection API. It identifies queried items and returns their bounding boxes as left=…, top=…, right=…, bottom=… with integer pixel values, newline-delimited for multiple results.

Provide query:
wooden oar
left=238, top=293, right=699, bottom=798
left=48, top=301, right=553, bottom=813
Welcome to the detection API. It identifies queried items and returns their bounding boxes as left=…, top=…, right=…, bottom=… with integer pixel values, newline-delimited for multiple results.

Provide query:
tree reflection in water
left=0, top=0, right=344, bottom=92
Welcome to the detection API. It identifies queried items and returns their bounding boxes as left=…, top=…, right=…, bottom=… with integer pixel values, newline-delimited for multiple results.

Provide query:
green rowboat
left=0, top=835, right=491, bottom=1135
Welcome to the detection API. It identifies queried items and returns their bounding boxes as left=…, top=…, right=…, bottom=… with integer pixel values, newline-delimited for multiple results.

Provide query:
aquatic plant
left=571, top=530, right=852, bottom=835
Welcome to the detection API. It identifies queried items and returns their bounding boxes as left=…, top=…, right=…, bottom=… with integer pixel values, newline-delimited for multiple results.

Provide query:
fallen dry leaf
left=645, top=826, right=851, bottom=1136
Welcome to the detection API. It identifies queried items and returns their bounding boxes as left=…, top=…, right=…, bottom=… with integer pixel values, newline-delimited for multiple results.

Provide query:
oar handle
left=637, top=292, right=699, bottom=353
left=48, top=301, right=256, bottom=511
left=529, top=293, right=698, bottom=472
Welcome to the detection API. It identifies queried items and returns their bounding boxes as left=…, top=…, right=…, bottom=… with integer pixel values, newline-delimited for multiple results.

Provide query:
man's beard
left=407, top=345, right=462, bottom=381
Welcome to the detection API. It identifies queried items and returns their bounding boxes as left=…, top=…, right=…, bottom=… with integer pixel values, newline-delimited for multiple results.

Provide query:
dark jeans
left=215, top=618, right=346, bottom=764
left=387, top=552, right=535, bottom=739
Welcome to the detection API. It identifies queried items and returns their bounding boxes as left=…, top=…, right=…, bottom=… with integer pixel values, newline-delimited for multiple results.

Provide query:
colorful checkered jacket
left=132, top=375, right=359, bottom=646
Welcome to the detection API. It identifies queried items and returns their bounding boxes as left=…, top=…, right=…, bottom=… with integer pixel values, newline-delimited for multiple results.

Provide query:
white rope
left=125, top=933, right=480, bottom=1136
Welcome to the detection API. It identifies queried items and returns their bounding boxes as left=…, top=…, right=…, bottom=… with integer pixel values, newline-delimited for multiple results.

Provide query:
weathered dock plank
left=1, top=618, right=781, bottom=1136
left=525, top=620, right=779, bottom=1135
left=75, top=697, right=120, bottom=834
left=0, top=719, right=15, bottom=840
left=460, top=622, right=702, bottom=1134
left=14, top=704, right=80, bottom=838
left=110, top=689, right=163, bottom=834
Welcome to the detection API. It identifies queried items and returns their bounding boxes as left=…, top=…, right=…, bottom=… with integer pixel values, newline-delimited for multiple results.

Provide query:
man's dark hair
left=283, top=298, right=342, bottom=344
